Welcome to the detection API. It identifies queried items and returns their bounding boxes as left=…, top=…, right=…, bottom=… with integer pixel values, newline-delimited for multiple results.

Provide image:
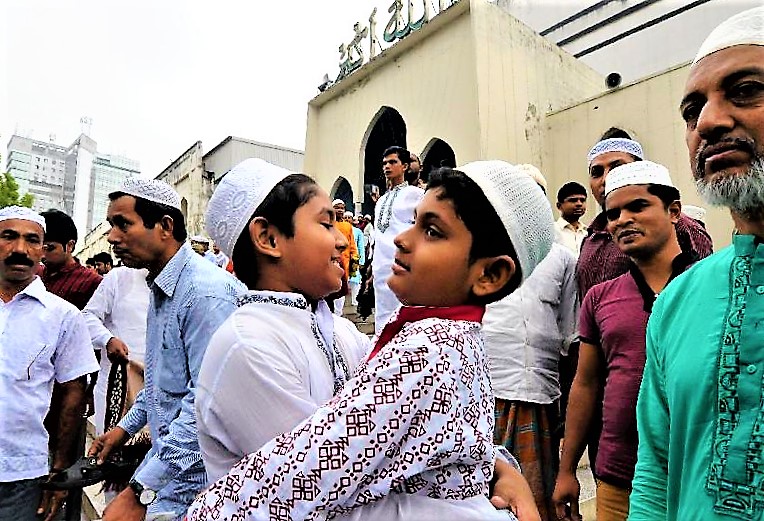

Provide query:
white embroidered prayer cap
left=115, top=177, right=182, bottom=210
left=605, top=160, right=675, bottom=197
left=0, top=206, right=46, bottom=232
left=587, top=138, right=644, bottom=165
left=693, top=6, right=764, bottom=65
left=332, top=199, right=345, bottom=207
left=516, top=164, right=548, bottom=192
left=457, top=160, right=554, bottom=281
left=190, top=235, right=209, bottom=243
left=683, top=205, right=707, bottom=222
left=205, top=158, right=294, bottom=258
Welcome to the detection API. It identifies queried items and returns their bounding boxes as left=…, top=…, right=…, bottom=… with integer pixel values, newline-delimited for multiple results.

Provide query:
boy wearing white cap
left=88, top=177, right=246, bottom=520
left=187, top=161, right=553, bottom=521
left=553, top=162, right=695, bottom=521
left=630, top=6, right=764, bottom=520
left=0, top=206, right=98, bottom=521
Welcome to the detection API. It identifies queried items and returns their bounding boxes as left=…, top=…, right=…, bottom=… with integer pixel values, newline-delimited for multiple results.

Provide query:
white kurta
left=372, top=183, right=424, bottom=334
left=82, top=266, right=150, bottom=435
left=196, top=292, right=370, bottom=483
left=187, top=315, right=514, bottom=521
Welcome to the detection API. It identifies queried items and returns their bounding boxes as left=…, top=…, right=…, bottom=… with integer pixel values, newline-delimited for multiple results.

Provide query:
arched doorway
left=360, top=106, right=407, bottom=216
left=421, top=138, right=456, bottom=184
left=330, top=177, right=354, bottom=212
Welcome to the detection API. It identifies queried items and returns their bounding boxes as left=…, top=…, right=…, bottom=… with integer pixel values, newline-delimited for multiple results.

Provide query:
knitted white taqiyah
left=116, top=177, right=182, bottom=210
left=604, top=160, right=675, bottom=197
left=693, top=6, right=764, bottom=65
left=0, top=205, right=46, bottom=231
left=205, top=158, right=294, bottom=258
left=457, top=160, right=555, bottom=281
left=587, top=138, right=645, bottom=165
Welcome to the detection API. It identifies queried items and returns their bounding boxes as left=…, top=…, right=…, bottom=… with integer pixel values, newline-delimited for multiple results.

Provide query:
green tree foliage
left=0, top=153, right=34, bottom=208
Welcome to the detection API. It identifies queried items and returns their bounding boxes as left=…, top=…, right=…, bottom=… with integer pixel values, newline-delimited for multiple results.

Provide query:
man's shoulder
left=29, top=281, right=83, bottom=319
left=183, top=253, right=245, bottom=295
left=658, top=245, right=734, bottom=304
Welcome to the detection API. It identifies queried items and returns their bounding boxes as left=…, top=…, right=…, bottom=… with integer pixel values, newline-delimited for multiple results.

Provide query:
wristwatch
left=128, top=479, right=157, bottom=506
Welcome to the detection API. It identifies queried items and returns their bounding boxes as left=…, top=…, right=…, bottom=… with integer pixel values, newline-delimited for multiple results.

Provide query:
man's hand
left=103, top=487, right=147, bottom=521
left=552, top=470, right=582, bottom=521
left=106, top=337, right=130, bottom=362
left=490, top=459, right=541, bottom=521
left=37, top=480, right=68, bottom=521
left=88, top=426, right=129, bottom=465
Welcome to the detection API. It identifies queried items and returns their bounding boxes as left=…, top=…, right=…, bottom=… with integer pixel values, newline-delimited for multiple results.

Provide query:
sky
left=1, top=0, right=386, bottom=177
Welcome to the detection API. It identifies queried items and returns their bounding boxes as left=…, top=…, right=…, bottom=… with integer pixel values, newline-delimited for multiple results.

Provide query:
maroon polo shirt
left=578, top=252, right=694, bottom=488
left=42, top=259, right=102, bottom=310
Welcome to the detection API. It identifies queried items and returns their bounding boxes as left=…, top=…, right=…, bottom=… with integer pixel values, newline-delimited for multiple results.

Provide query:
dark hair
left=404, top=169, right=420, bottom=185
left=426, top=167, right=522, bottom=304
left=557, top=182, right=588, bottom=203
left=383, top=146, right=411, bottom=166
left=93, top=252, right=113, bottom=266
left=646, top=184, right=681, bottom=208
left=86, top=257, right=95, bottom=267
left=108, top=192, right=187, bottom=242
left=600, top=127, right=632, bottom=140
left=232, top=174, right=320, bottom=289
left=41, top=209, right=78, bottom=246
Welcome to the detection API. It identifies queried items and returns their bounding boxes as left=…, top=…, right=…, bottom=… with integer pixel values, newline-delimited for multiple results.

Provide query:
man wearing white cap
left=0, top=206, right=98, bottom=521
left=88, top=178, right=246, bottom=520
left=553, top=162, right=695, bottom=521
left=630, top=7, right=764, bottom=520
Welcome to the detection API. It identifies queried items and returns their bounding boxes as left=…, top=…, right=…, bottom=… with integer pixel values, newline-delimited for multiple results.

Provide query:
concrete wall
left=205, top=137, right=304, bottom=182
left=156, top=141, right=210, bottom=237
left=543, top=63, right=734, bottom=249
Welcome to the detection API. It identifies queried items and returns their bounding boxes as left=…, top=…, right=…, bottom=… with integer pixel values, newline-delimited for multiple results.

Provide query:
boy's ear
left=471, top=255, right=516, bottom=300
left=668, top=200, right=682, bottom=224
left=249, top=217, right=282, bottom=259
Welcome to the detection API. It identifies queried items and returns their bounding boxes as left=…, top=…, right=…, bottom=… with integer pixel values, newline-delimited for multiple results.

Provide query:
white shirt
left=0, top=277, right=98, bottom=482
left=554, top=216, right=587, bottom=257
left=197, top=291, right=370, bottom=483
left=82, top=267, right=150, bottom=435
left=483, top=243, right=579, bottom=404
left=372, top=184, right=424, bottom=334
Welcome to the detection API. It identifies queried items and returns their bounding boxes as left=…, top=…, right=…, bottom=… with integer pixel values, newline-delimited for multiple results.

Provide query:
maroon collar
left=368, top=304, right=485, bottom=360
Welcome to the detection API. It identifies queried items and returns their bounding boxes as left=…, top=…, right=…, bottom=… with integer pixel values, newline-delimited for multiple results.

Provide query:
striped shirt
left=42, top=260, right=102, bottom=310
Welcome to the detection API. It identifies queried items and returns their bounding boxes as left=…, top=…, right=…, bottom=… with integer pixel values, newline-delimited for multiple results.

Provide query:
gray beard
left=696, top=157, right=764, bottom=221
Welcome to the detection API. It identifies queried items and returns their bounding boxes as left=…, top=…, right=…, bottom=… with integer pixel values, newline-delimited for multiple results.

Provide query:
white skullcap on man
left=693, top=6, right=764, bottom=65
left=457, top=160, right=554, bottom=281
left=683, top=205, right=707, bottom=222
left=115, top=177, right=182, bottom=210
left=332, top=199, right=345, bottom=207
left=205, top=158, right=294, bottom=258
left=515, top=164, right=548, bottom=193
left=343, top=211, right=354, bottom=219
left=587, top=138, right=645, bottom=165
left=190, top=235, right=209, bottom=243
left=605, top=160, right=675, bottom=197
left=0, top=206, right=46, bottom=232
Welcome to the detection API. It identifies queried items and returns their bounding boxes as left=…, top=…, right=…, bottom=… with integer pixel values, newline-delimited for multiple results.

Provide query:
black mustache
left=5, top=253, right=34, bottom=267
left=695, top=137, right=757, bottom=177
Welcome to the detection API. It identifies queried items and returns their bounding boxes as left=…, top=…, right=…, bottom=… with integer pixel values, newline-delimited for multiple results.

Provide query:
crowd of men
left=0, top=7, right=763, bottom=521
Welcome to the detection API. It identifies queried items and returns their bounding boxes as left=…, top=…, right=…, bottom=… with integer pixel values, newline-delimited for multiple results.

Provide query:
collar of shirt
left=587, top=210, right=609, bottom=235
left=151, top=242, right=193, bottom=298
left=4, top=276, right=50, bottom=308
left=556, top=217, right=586, bottom=233
left=628, top=251, right=698, bottom=312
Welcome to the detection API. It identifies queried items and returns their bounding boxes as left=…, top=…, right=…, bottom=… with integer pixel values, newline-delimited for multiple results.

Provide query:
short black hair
left=426, top=167, right=522, bottom=304
left=86, top=257, right=95, bottom=267
left=108, top=192, right=187, bottom=242
left=41, top=209, right=78, bottom=246
left=600, top=127, right=632, bottom=140
left=232, top=174, right=320, bottom=290
left=647, top=184, right=681, bottom=209
left=93, top=252, right=113, bottom=266
left=557, top=182, right=588, bottom=203
left=383, top=146, right=411, bottom=166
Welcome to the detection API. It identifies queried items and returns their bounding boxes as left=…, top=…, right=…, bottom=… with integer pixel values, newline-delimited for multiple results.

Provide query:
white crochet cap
left=587, top=138, right=644, bottom=165
left=115, top=177, right=182, bottom=210
left=605, top=160, right=675, bottom=197
left=190, top=235, right=209, bottom=243
left=343, top=211, right=354, bottom=219
left=205, top=158, right=293, bottom=258
left=332, top=199, right=345, bottom=207
left=0, top=206, right=46, bottom=232
left=693, top=6, right=764, bottom=65
left=683, top=205, right=707, bottom=222
left=515, top=164, right=548, bottom=192
left=457, top=160, right=554, bottom=281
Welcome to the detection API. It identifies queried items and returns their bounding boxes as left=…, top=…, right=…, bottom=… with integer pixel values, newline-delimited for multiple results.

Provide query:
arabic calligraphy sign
left=336, top=0, right=459, bottom=82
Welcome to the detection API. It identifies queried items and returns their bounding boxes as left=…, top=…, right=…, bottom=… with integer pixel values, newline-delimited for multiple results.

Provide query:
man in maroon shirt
left=553, top=161, right=695, bottom=521
left=40, top=209, right=102, bottom=309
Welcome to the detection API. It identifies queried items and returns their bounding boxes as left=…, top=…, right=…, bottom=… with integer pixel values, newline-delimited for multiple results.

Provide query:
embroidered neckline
left=706, top=251, right=764, bottom=518
left=375, top=183, right=408, bottom=233
left=236, top=292, right=349, bottom=393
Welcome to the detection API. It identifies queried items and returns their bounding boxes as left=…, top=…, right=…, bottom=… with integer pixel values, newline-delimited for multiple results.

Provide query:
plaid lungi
left=494, top=399, right=560, bottom=521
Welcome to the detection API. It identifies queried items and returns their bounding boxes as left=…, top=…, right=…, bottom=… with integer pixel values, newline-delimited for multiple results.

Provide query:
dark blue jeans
left=0, top=477, right=44, bottom=521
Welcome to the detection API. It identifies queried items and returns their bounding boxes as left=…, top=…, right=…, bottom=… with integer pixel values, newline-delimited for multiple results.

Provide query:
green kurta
left=630, top=235, right=764, bottom=521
